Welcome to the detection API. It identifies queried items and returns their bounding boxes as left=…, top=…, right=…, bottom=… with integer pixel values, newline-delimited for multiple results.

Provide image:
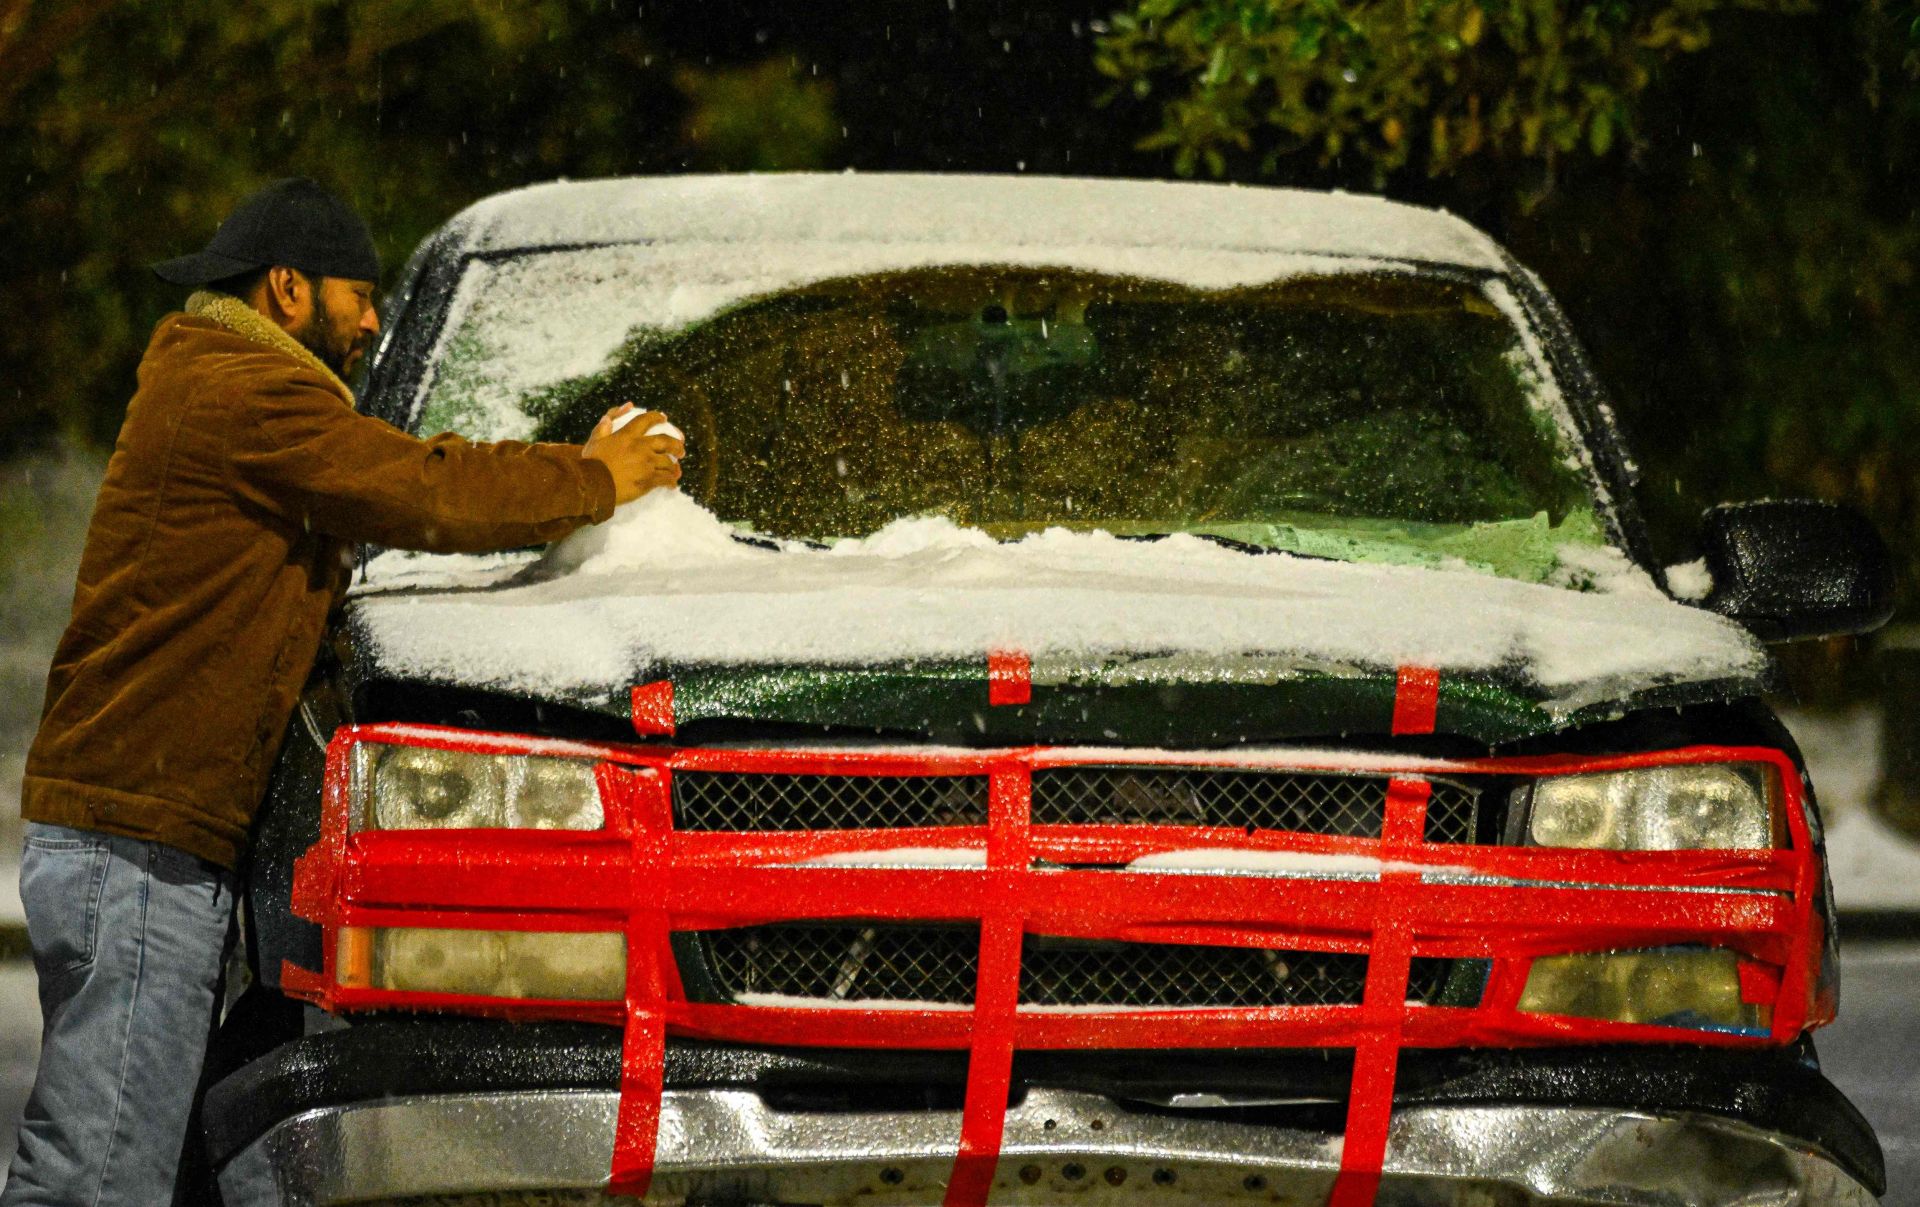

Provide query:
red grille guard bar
left=282, top=680, right=1822, bottom=1206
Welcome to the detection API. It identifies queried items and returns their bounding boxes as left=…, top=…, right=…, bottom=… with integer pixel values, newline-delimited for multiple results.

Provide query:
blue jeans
left=3, top=823, right=235, bottom=1207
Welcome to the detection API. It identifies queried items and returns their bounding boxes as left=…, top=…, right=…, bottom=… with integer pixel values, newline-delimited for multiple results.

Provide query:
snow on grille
left=672, top=773, right=990, bottom=831
left=691, top=925, right=1463, bottom=1009
left=1029, top=767, right=1482, bottom=843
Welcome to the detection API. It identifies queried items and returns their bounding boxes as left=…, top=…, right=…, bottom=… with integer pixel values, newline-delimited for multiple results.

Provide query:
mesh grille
left=1423, top=781, right=1481, bottom=844
left=673, top=769, right=1482, bottom=840
left=701, top=924, right=979, bottom=1003
left=1031, top=768, right=1481, bottom=843
left=1411, top=957, right=1471, bottom=1004
left=1019, top=938, right=1367, bottom=1007
left=673, top=773, right=989, bottom=831
left=693, top=926, right=1464, bottom=1009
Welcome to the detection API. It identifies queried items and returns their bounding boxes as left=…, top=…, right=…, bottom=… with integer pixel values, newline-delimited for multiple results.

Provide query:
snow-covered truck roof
left=444, top=173, right=1510, bottom=270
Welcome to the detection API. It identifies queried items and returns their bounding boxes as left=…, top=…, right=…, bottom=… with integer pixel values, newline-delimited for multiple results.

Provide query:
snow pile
left=539, top=412, right=700, bottom=573
left=1664, top=559, right=1714, bottom=601
left=829, top=514, right=997, bottom=560
left=351, top=506, right=1766, bottom=714
left=540, top=488, right=758, bottom=576
left=1824, top=805, right=1920, bottom=912
left=609, top=411, right=682, bottom=442
left=1777, top=705, right=1920, bottom=912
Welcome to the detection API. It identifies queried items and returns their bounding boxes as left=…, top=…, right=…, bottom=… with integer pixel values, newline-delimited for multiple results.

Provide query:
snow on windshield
left=416, top=242, right=1397, bottom=443
left=414, top=246, right=1615, bottom=580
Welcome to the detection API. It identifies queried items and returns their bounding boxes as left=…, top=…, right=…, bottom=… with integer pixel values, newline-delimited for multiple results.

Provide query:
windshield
left=416, top=255, right=1611, bottom=584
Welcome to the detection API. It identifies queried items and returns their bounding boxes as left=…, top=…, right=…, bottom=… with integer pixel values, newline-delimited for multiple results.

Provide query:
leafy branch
left=1096, top=0, right=1814, bottom=187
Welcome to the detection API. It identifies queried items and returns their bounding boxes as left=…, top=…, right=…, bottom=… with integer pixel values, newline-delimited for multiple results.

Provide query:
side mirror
left=1695, top=501, right=1895, bottom=641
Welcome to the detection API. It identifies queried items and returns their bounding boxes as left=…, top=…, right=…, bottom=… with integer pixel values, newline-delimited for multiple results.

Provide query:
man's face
left=294, top=276, right=380, bottom=378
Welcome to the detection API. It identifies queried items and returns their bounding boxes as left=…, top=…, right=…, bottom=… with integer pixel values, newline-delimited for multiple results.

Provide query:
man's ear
left=263, top=266, right=308, bottom=321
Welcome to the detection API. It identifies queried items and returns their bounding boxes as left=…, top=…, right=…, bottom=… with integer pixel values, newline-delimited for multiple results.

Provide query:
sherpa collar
left=185, top=290, right=352, bottom=398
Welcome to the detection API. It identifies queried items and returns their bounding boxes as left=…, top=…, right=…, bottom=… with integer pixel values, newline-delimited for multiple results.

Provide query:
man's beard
left=294, top=292, right=364, bottom=377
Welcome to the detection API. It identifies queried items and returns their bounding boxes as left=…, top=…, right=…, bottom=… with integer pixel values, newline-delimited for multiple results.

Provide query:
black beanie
left=152, top=178, right=380, bottom=286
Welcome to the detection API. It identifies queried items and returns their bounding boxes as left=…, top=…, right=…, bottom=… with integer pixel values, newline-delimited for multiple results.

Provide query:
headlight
left=338, top=926, right=626, bottom=1001
left=353, top=743, right=604, bottom=831
left=1525, top=764, right=1775, bottom=850
left=1518, top=946, right=1769, bottom=1033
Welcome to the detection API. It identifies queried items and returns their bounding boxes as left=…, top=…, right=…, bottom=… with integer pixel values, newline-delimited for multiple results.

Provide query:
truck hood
left=342, top=508, right=1768, bottom=746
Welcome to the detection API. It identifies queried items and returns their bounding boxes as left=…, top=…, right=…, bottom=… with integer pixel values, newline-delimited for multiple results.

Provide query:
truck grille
left=690, top=925, right=1465, bottom=1009
left=673, top=768, right=1481, bottom=842
left=701, top=924, right=980, bottom=1003
left=1031, top=767, right=1481, bottom=844
left=674, top=774, right=990, bottom=830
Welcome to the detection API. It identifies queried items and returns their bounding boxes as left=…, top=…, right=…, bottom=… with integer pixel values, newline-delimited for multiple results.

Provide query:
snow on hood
left=350, top=490, right=1766, bottom=718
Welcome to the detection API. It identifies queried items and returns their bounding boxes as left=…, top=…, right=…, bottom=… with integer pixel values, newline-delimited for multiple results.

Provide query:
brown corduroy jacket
left=22, top=297, right=617, bottom=868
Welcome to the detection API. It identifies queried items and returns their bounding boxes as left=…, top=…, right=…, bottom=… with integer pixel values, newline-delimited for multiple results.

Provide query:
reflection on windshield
left=429, top=266, right=1607, bottom=583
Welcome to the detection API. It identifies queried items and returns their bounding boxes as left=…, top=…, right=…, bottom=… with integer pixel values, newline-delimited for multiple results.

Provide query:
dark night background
left=2, top=2, right=1920, bottom=1192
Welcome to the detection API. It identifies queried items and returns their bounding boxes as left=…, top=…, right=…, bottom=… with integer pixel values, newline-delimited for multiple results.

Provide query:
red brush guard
left=283, top=677, right=1822, bottom=1206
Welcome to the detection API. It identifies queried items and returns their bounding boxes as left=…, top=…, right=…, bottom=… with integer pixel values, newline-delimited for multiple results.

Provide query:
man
left=3, top=178, right=682, bottom=1205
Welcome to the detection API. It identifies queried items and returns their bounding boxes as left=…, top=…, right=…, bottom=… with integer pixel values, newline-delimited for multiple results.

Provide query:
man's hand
left=582, top=404, right=685, bottom=505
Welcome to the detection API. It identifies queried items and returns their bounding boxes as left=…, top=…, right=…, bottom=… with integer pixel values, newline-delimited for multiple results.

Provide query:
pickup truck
left=204, top=173, right=1891, bottom=1206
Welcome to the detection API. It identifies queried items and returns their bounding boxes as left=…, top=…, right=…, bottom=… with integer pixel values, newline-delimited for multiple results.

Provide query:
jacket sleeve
left=224, top=363, right=618, bottom=553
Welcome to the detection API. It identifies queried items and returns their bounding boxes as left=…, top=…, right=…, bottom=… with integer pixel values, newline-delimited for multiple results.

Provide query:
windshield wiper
left=731, top=532, right=831, bottom=552
left=1115, top=532, right=1332, bottom=560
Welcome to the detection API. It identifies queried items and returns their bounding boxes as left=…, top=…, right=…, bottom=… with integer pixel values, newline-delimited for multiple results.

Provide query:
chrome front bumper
left=219, top=1084, right=1877, bottom=1206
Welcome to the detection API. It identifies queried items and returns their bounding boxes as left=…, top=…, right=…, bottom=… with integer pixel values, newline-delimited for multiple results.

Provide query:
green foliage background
left=1096, top=0, right=1820, bottom=181
left=0, top=0, right=837, bottom=455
